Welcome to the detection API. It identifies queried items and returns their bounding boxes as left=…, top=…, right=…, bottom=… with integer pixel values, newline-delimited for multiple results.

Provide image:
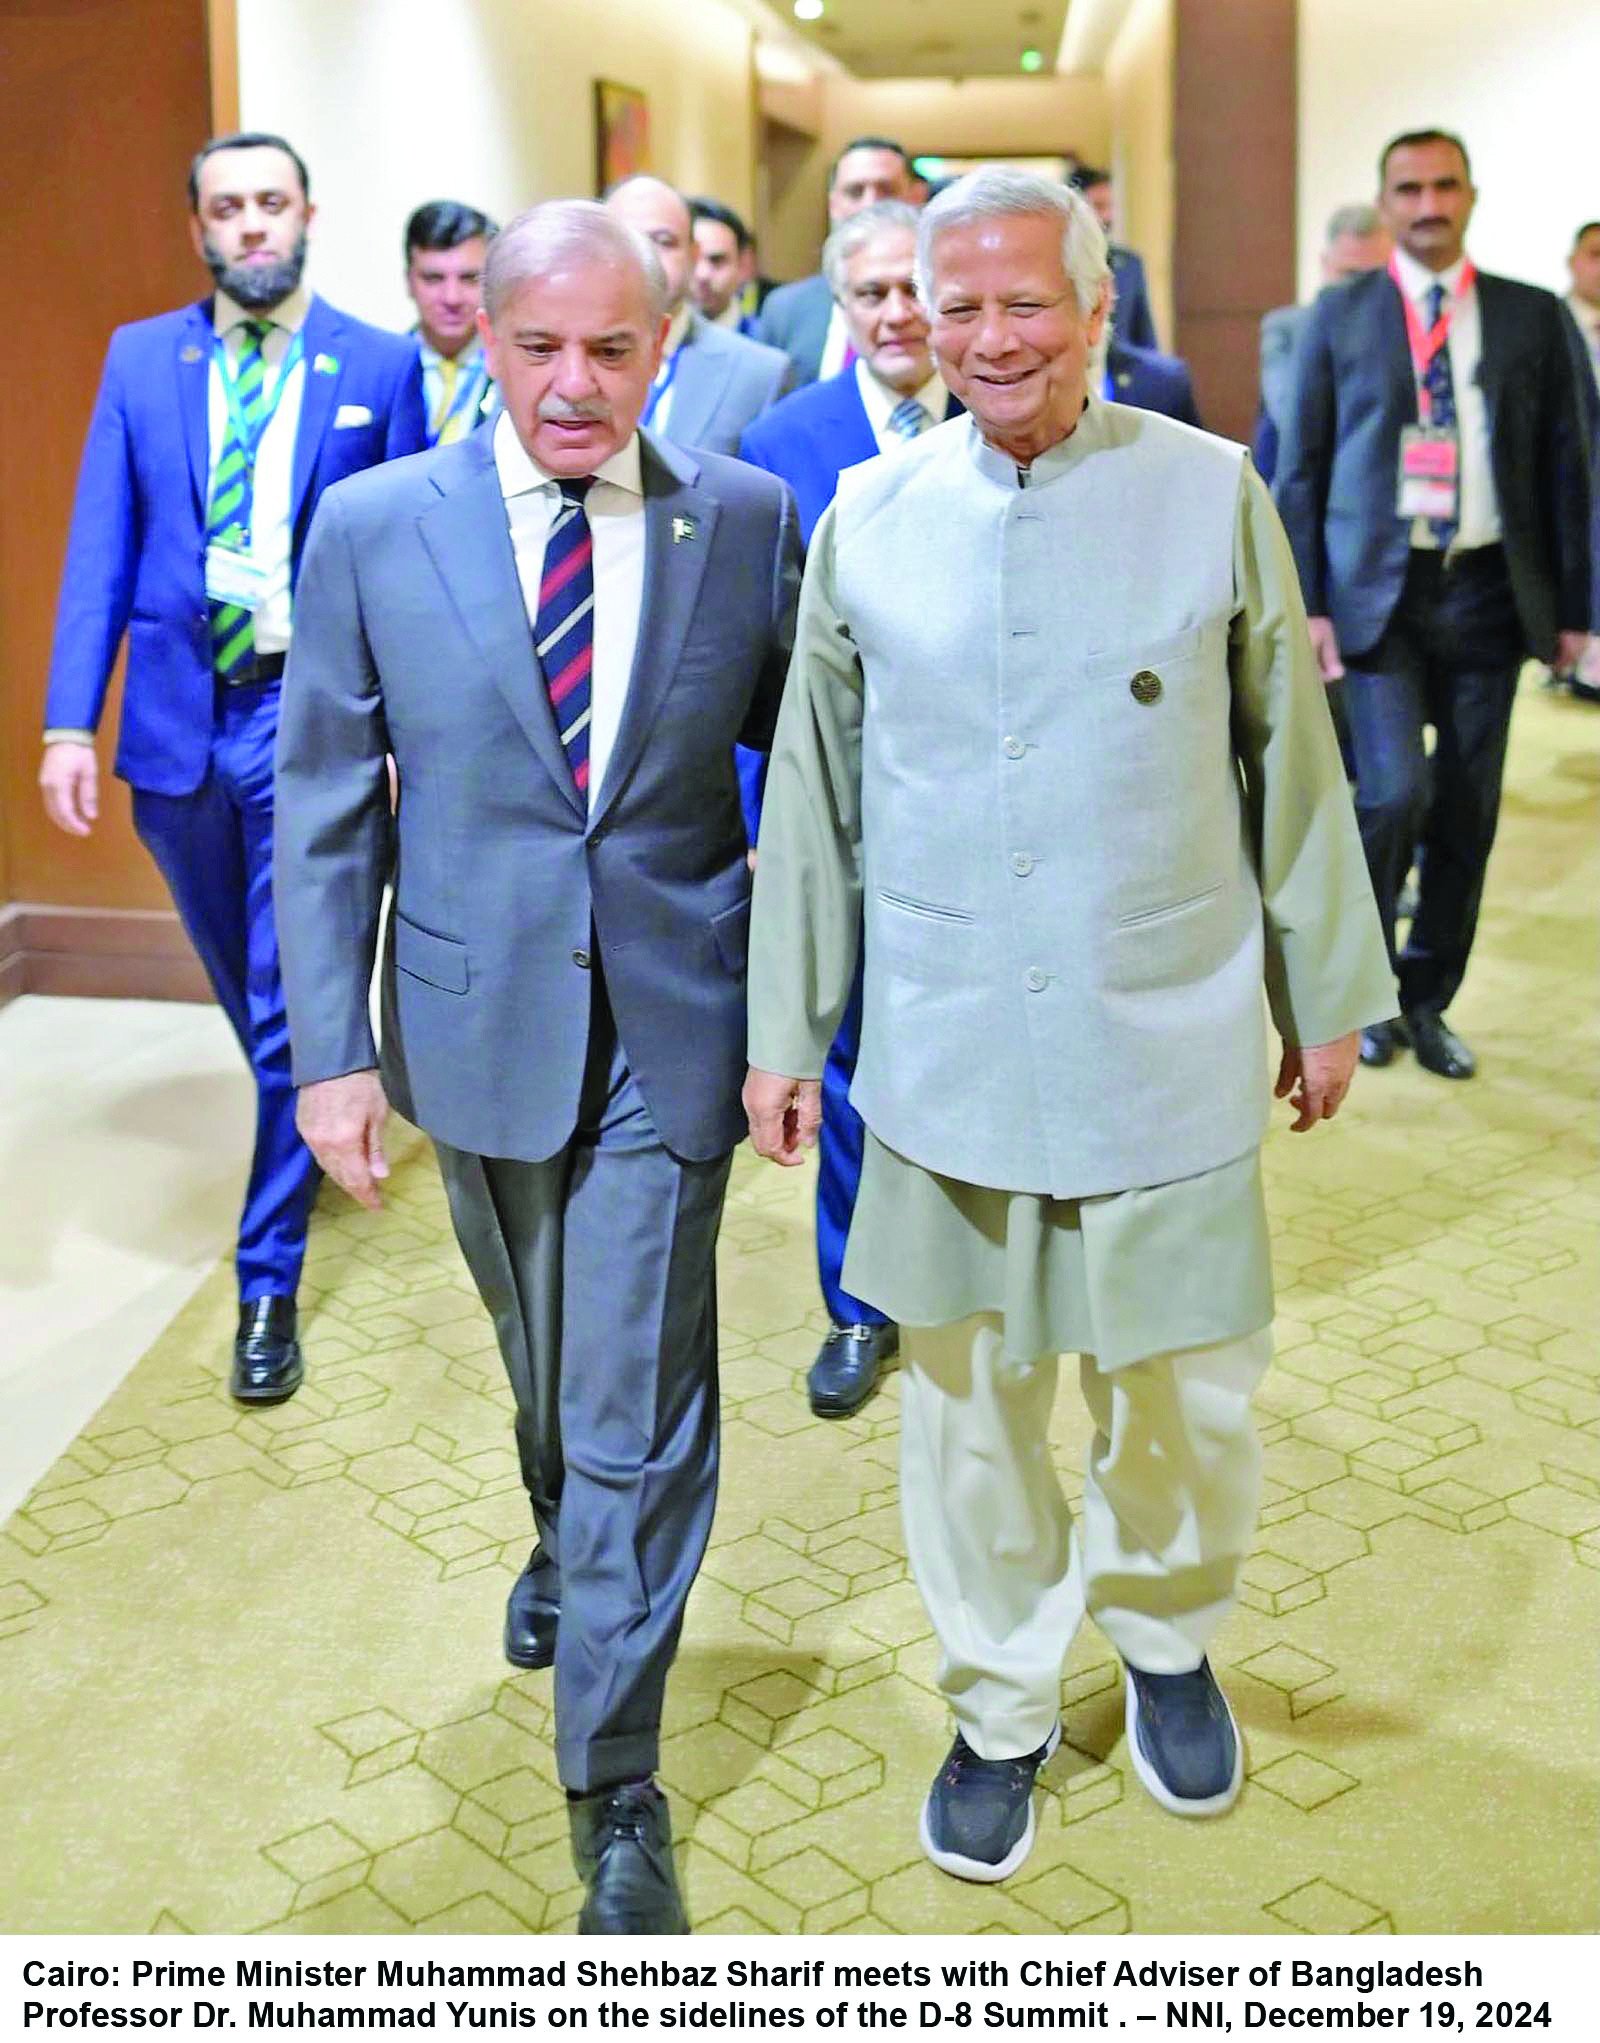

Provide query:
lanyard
left=430, top=352, right=490, bottom=439
left=214, top=325, right=305, bottom=462
left=1390, top=254, right=1475, bottom=424
left=639, top=341, right=683, bottom=429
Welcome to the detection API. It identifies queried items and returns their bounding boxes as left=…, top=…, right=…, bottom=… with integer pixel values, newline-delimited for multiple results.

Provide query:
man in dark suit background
left=1072, top=165, right=1159, bottom=351
left=275, top=201, right=798, bottom=1934
left=1254, top=203, right=1390, bottom=484
left=39, top=131, right=426, bottom=1404
left=1276, top=129, right=1591, bottom=1081
left=604, top=176, right=791, bottom=455
left=756, top=136, right=921, bottom=385
left=689, top=197, right=758, bottom=336
left=741, top=199, right=962, bottom=1422
left=1103, top=333, right=1202, bottom=425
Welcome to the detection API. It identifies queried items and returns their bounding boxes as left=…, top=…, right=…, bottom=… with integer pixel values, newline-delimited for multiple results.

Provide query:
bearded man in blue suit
left=740, top=200, right=962, bottom=1420
left=39, top=133, right=426, bottom=1404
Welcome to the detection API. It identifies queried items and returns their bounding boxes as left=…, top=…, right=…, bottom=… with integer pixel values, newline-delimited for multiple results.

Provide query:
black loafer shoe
left=1404, top=1008, right=1476, bottom=1080
left=1124, top=1658, right=1243, bottom=1818
left=504, top=1550, right=560, bottom=1670
left=569, top=1779, right=687, bottom=1934
left=807, top=1321, right=899, bottom=1418
left=230, top=1296, right=303, bottom=1404
left=919, top=1722, right=1061, bottom=1883
left=1359, top=1021, right=1400, bottom=1068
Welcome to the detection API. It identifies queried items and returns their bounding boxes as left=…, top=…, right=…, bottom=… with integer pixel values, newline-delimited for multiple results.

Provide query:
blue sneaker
left=919, top=1722, right=1061, bottom=1882
left=1124, top=1658, right=1243, bottom=1817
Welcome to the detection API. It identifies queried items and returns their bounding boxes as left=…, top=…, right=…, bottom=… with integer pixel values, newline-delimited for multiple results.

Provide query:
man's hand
left=1554, top=630, right=1590, bottom=677
left=39, top=742, right=99, bottom=836
left=1306, top=616, right=1345, bottom=684
left=743, top=1067, right=821, bottom=1166
left=1274, top=1032, right=1361, bottom=1133
left=297, top=1070, right=391, bottom=1209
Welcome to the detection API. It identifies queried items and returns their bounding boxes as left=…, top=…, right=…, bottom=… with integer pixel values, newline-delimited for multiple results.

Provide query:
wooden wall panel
left=1172, top=0, right=1297, bottom=444
left=0, top=0, right=215, bottom=970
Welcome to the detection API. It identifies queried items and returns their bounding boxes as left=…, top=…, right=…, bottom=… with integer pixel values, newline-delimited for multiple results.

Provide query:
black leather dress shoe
left=807, top=1321, right=900, bottom=1418
left=1405, top=1008, right=1477, bottom=1080
left=504, top=1551, right=560, bottom=1670
left=1359, top=1021, right=1400, bottom=1068
left=569, top=1779, right=687, bottom=1934
left=230, top=1296, right=303, bottom=1404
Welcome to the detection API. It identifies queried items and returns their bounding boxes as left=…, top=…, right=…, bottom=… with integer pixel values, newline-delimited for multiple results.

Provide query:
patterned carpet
left=3, top=676, right=1597, bottom=1938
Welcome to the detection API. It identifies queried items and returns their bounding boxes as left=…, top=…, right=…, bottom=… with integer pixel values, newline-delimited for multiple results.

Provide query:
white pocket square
left=334, top=403, right=373, bottom=428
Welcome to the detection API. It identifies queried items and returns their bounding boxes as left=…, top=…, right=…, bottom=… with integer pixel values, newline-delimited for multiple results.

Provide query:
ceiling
left=780, top=0, right=1072, bottom=82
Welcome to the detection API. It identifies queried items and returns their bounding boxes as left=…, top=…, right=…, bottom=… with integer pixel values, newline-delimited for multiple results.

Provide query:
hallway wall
left=237, top=0, right=760, bottom=332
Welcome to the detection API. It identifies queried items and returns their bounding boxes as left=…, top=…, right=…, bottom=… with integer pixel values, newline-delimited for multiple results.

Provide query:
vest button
left=572, top=949, right=591, bottom=970
left=1131, top=669, right=1163, bottom=704
left=1010, top=852, right=1035, bottom=877
left=1025, top=966, right=1048, bottom=992
left=1002, top=735, right=1026, bottom=759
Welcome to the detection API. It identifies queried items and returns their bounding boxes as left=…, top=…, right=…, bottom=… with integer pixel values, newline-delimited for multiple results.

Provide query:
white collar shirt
left=1567, top=292, right=1600, bottom=390
left=854, top=357, right=948, bottom=452
left=817, top=298, right=853, bottom=380
left=491, top=409, right=646, bottom=811
left=1390, top=245, right=1499, bottom=550
left=209, top=283, right=311, bottom=652
left=646, top=305, right=694, bottom=436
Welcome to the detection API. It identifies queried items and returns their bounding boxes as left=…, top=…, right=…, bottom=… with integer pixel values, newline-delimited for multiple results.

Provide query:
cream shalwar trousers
left=900, top=1312, right=1273, bottom=1761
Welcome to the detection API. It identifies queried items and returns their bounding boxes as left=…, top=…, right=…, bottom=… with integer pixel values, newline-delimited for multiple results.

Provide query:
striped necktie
left=1422, top=281, right=1459, bottom=549
left=888, top=395, right=932, bottom=440
left=535, top=478, right=596, bottom=797
left=208, top=318, right=270, bottom=680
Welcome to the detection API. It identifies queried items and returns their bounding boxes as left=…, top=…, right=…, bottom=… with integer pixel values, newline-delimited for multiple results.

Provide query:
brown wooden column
left=1171, top=0, right=1297, bottom=445
left=0, top=0, right=220, bottom=1005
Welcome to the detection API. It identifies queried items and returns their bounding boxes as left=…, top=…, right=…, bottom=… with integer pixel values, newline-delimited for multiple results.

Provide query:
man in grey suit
left=756, top=136, right=921, bottom=386
left=1253, top=203, right=1389, bottom=483
left=605, top=176, right=791, bottom=455
left=275, top=201, right=800, bottom=1935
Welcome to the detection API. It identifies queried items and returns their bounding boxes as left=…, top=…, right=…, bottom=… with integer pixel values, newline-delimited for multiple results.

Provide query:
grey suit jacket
left=660, top=312, right=792, bottom=457
left=1258, top=302, right=1308, bottom=437
left=274, top=426, right=801, bottom=1163
left=755, top=273, right=835, bottom=387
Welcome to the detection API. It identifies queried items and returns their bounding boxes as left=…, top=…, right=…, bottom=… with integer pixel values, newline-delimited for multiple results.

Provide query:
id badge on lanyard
left=205, top=328, right=304, bottom=608
left=1392, top=255, right=1473, bottom=525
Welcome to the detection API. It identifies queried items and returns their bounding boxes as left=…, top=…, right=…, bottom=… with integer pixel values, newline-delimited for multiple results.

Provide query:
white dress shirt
left=818, top=300, right=853, bottom=381
left=1567, top=292, right=1600, bottom=392
left=645, top=305, right=693, bottom=436
left=492, top=409, right=645, bottom=809
left=1390, top=245, right=1500, bottom=551
left=853, top=357, right=948, bottom=452
left=208, top=283, right=310, bottom=652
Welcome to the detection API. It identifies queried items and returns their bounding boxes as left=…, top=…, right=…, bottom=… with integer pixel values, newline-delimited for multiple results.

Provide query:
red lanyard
left=1390, top=254, right=1475, bottom=423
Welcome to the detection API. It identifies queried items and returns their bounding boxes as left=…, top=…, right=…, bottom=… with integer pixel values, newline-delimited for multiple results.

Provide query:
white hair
left=915, top=166, right=1109, bottom=314
left=483, top=199, right=669, bottom=321
left=822, top=199, right=922, bottom=300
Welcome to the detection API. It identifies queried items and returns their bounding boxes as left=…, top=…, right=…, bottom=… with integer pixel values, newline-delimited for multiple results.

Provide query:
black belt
left=220, top=651, right=287, bottom=686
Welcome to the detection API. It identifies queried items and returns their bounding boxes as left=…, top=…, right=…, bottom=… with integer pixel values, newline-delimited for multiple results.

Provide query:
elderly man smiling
left=745, top=168, right=1395, bottom=1882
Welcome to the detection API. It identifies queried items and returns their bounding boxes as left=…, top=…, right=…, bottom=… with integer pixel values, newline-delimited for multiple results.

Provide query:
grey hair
left=822, top=199, right=923, bottom=300
left=916, top=166, right=1109, bottom=314
left=1325, top=201, right=1382, bottom=243
left=482, top=199, right=669, bottom=321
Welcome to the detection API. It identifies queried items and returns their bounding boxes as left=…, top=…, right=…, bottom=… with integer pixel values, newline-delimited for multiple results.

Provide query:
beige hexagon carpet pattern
left=3, top=680, right=1596, bottom=1936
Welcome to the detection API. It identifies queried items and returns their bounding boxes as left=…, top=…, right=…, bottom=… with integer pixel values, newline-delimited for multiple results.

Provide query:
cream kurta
left=747, top=406, right=1397, bottom=1369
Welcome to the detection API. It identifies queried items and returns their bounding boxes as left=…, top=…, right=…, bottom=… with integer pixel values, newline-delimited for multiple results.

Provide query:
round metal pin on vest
left=1131, top=669, right=1163, bottom=704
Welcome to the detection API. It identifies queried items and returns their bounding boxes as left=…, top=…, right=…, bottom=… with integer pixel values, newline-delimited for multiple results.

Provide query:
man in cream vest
left=745, top=169, right=1396, bottom=1885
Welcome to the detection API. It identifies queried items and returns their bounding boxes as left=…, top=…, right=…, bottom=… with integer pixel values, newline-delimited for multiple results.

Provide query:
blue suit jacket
left=1274, top=266, right=1592, bottom=662
left=1109, top=246, right=1159, bottom=352
left=45, top=293, right=427, bottom=794
left=1105, top=339, right=1203, bottom=428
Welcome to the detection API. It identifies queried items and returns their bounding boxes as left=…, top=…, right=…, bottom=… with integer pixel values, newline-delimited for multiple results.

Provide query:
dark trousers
left=816, top=952, right=887, bottom=1329
left=131, top=679, right=319, bottom=1301
left=434, top=968, right=732, bottom=1792
left=1338, top=546, right=1524, bottom=1016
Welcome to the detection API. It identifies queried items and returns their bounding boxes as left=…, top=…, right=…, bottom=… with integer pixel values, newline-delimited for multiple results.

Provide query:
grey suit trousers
left=434, top=966, right=732, bottom=1791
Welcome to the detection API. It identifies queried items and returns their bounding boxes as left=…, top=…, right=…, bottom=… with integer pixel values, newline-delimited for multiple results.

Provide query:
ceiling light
left=1020, top=46, right=1044, bottom=73
left=794, top=0, right=824, bottom=20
